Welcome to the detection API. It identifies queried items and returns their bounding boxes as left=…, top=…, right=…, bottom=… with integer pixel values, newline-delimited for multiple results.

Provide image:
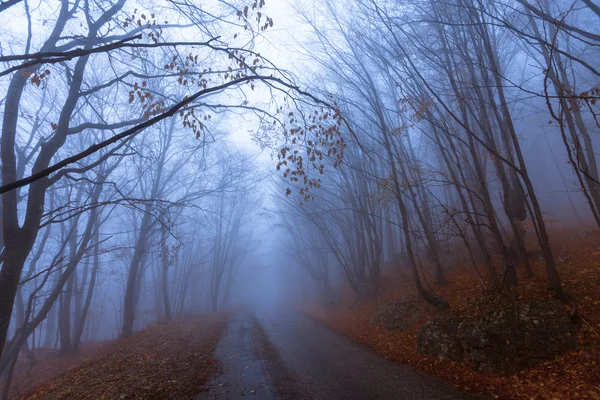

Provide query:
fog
left=0, top=0, right=598, bottom=396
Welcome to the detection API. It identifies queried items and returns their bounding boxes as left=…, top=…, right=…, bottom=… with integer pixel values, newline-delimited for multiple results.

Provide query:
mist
left=0, top=0, right=598, bottom=399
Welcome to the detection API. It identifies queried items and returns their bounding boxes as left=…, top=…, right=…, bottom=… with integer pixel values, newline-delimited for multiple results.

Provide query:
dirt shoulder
left=23, top=313, right=230, bottom=400
left=301, top=229, right=600, bottom=400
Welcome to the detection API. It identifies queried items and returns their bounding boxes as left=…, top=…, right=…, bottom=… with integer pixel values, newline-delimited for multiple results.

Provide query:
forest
left=0, top=0, right=598, bottom=399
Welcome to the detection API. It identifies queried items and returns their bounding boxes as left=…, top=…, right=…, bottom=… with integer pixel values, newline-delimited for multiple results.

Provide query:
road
left=195, top=308, right=481, bottom=400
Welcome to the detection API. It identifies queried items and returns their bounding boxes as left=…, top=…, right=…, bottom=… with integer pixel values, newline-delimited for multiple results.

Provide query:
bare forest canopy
left=0, top=0, right=598, bottom=397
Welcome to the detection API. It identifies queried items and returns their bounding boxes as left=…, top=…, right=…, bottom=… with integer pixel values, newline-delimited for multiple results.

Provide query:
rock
left=460, top=301, right=577, bottom=373
left=417, top=316, right=465, bottom=362
left=417, top=301, right=577, bottom=372
left=370, top=298, right=422, bottom=332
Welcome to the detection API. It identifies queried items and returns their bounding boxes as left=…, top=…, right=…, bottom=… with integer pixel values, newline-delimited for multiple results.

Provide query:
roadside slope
left=24, top=314, right=230, bottom=400
left=301, top=228, right=600, bottom=400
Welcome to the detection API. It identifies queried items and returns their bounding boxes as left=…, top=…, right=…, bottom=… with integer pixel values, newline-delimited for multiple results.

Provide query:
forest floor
left=4, top=341, right=115, bottom=399
left=18, top=313, right=230, bottom=400
left=301, top=225, right=600, bottom=400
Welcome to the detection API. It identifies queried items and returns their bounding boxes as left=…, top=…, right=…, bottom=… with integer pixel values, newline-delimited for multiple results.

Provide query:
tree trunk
left=73, top=226, right=100, bottom=352
left=160, top=226, right=171, bottom=322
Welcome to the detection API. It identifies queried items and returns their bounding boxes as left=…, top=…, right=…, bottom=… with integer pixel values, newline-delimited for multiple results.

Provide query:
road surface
left=195, top=308, right=481, bottom=400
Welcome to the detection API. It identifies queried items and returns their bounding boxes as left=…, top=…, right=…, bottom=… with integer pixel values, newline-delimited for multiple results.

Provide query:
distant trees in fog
left=0, top=0, right=598, bottom=395
left=279, top=0, right=599, bottom=308
left=0, top=0, right=343, bottom=395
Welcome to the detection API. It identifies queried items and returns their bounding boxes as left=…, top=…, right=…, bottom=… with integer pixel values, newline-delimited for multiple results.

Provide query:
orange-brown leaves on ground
left=21, top=313, right=230, bottom=400
left=0, top=342, right=113, bottom=399
left=301, top=225, right=600, bottom=400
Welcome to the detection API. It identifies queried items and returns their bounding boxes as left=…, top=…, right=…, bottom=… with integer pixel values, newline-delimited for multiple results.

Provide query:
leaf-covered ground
left=3, top=341, right=115, bottom=399
left=22, top=313, right=230, bottom=400
left=302, top=226, right=600, bottom=400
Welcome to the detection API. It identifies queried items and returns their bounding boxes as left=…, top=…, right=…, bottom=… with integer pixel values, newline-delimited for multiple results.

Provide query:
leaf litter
left=23, top=313, right=230, bottom=400
left=302, top=227, right=600, bottom=400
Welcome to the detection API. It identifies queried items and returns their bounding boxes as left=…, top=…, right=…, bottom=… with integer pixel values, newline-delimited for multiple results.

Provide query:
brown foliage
left=1, top=342, right=113, bottom=399
left=22, top=313, right=230, bottom=400
left=301, top=226, right=600, bottom=399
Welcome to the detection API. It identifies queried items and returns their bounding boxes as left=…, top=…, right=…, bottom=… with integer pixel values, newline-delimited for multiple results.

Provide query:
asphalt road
left=196, top=308, right=481, bottom=400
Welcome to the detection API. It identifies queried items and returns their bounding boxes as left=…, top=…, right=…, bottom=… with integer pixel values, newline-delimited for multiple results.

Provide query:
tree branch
left=0, top=75, right=342, bottom=194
